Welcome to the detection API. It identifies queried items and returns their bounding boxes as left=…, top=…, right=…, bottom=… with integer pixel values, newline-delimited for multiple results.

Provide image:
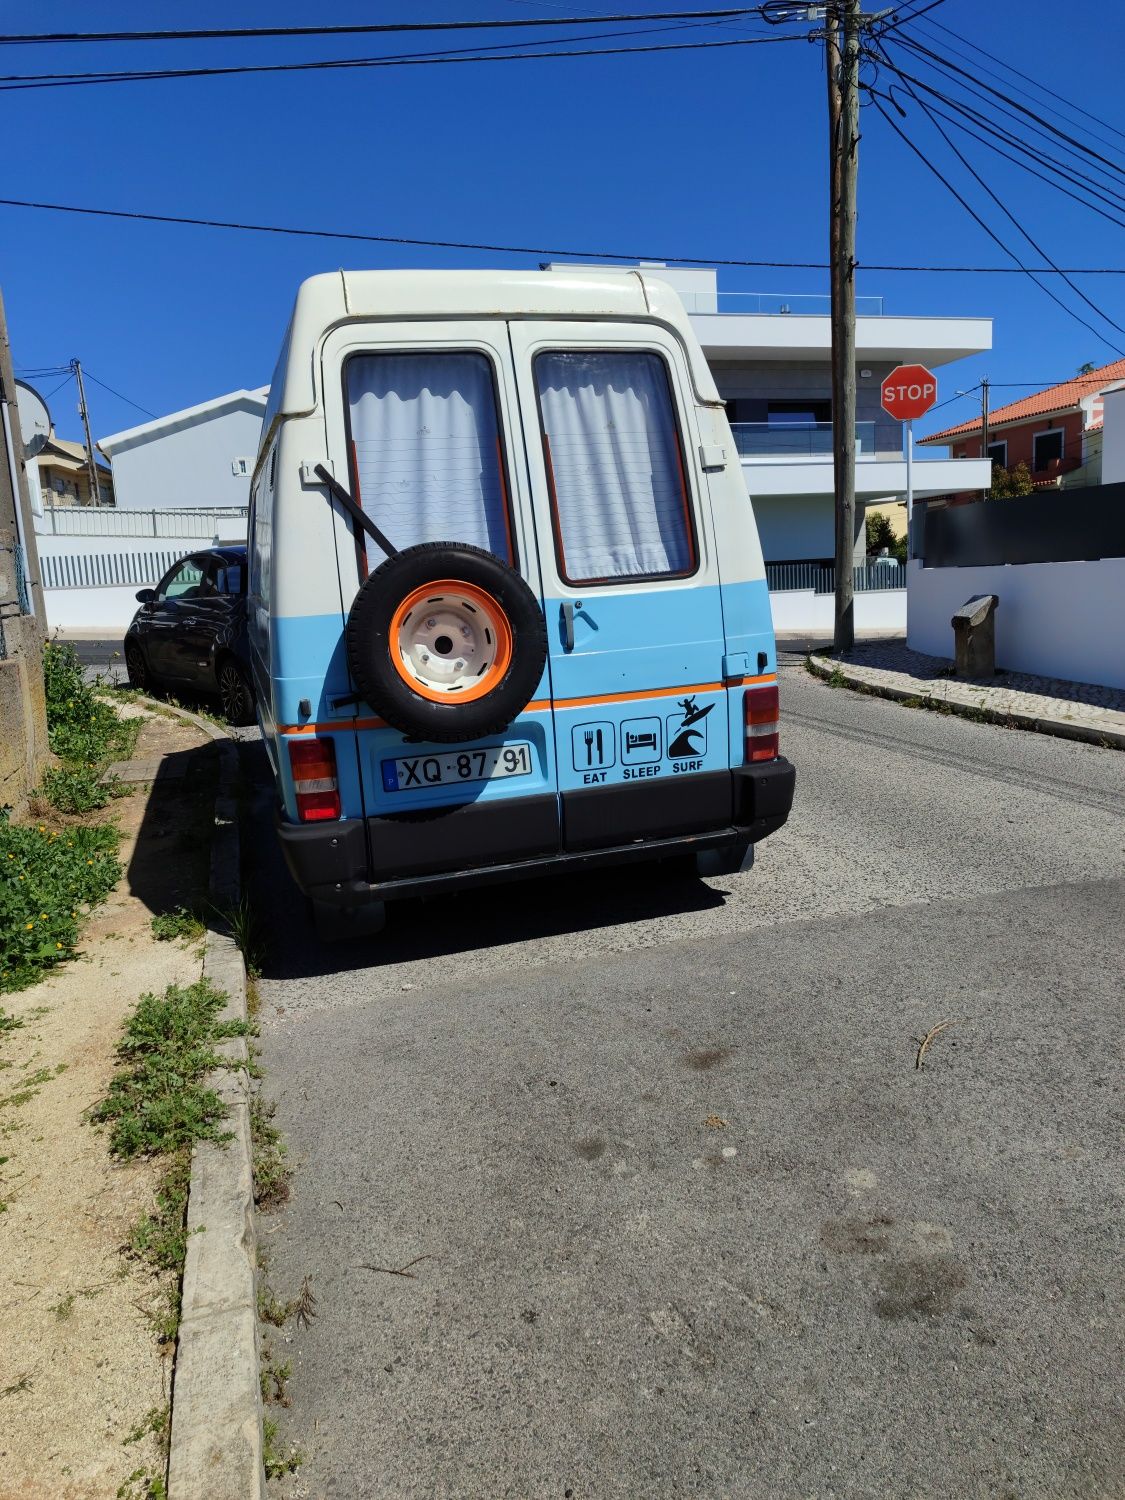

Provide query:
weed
left=259, top=1348, right=293, bottom=1406
left=263, top=1415, right=304, bottom=1479
left=217, top=895, right=266, bottom=978
left=51, top=1293, right=76, bottom=1321
left=116, top=1467, right=167, bottom=1500
left=123, top=1406, right=169, bottom=1448
left=250, top=1092, right=291, bottom=1210
left=88, top=980, right=250, bottom=1159
left=129, top=1159, right=191, bottom=1274
left=42, top=639, right=140, bottom=769
left=0, top=1010, right=22, bottom=1034
left=0, top=814, right=122, bottom=992
left=245, top=975, right=260, bottom=1018
left=826, top=664, right=846, bottom=689
left=0, top=1063, right=66, bottom=1110
left=150, top=906, right=205, bottom=944
left=257, top=1284, right=298, bottom=1327
left=1, top=1374, right=31, bottom=1398
left=40, top=764, right=120, bottom=815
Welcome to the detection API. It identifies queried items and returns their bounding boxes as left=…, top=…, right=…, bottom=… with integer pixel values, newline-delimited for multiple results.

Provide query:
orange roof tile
left=921, top=357, right=1125, bottom=444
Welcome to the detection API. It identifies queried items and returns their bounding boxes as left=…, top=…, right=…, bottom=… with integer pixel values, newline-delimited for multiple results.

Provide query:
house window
left=1032, top=429, right=1064, bottom=471
left=985, top=440, right=1007, bottom=467
left=231, top=457, right=251, bottom=477
left=766, top=399, right=831, bottom=426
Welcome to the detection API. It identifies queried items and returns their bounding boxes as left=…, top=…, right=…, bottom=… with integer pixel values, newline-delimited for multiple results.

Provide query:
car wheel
left=217, top=657, right=255, bottom=726
left=345, top=542, right=547, bottom=743
left=125, top=641, right=150, bottom=692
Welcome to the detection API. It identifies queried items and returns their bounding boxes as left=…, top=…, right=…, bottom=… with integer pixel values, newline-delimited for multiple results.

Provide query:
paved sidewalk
left=808, top=639, right=1125, bottom=749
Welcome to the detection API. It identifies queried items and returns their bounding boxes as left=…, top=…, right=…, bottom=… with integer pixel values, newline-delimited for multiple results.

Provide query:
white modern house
left=98, top=386, right=269, bottom=510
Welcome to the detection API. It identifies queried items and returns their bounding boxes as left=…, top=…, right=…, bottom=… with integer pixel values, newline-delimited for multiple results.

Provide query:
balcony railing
left=680, top=291, right=886, bottom=317
left=731, top=421, right=879, bottom=458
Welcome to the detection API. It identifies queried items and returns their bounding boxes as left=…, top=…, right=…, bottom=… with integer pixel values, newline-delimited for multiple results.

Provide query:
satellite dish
left=15, top=380, right=52, bottom=458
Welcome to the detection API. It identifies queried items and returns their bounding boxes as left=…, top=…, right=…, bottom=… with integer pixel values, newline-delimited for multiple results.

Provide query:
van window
left=346, top=352, right=513, bottom=564
left=534, top=350, right=696, bottom=585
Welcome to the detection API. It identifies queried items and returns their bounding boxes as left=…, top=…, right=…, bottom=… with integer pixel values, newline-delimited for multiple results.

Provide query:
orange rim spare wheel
left=388, top=579, right=513, bottom=705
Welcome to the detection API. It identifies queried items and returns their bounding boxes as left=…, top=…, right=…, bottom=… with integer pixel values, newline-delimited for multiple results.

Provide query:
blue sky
left=4, top=0, right=1124, bottom=450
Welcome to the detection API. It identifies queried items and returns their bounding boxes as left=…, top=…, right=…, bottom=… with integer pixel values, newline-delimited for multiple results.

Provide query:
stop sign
left=881, top=364, right=937, bottom=421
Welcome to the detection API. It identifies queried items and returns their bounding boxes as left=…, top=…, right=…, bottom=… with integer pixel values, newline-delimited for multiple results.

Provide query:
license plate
left=382, top=741, right=533, bottom=792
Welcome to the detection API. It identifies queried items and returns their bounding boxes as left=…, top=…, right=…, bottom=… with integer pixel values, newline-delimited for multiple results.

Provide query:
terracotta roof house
left=920, top=358, right=1125, bottom=494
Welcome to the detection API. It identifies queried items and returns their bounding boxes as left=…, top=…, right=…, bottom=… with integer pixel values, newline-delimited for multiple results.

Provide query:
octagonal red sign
left=881, top=364, right=937, bottom=421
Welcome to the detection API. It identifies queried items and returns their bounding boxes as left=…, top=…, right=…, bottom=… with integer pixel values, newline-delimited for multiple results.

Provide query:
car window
left=157, top=558, right=206, bottom=600
left=345, top=350, right=514, bottom=568
left=214, top=560, right=244, bottom=596
left=534, top=350, right=697, bottom=585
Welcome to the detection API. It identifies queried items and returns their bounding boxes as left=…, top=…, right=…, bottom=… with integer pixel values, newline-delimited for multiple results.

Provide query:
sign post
left=880, top=363, right=937, bottom=559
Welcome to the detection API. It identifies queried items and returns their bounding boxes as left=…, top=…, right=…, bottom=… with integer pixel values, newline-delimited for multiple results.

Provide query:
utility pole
left=826, top=0, right=862, bottom=652
left=71, top=358, right=101, bottom=506
left=0, top=286, right=50, bottom=812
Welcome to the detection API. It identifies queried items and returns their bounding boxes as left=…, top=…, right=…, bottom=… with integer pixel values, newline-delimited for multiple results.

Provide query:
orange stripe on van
left=278, top=679, right=775, bottom=736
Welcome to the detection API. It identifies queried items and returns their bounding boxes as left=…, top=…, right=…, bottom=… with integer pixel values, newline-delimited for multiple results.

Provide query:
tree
left=1077, top=361, right=1097, bottom=375
left=865, top=511, right=896, bottom=553
left=990, top=461, right=1034, bottom=500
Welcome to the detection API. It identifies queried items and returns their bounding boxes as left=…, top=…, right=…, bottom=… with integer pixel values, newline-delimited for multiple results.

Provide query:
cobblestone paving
left=810, top=639, right=1125, bottom=746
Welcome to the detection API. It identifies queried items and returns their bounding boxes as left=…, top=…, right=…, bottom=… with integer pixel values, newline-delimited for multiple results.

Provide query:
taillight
left=288, top=738, right=341, bottom=822
left=744, top=684, right=780, bottom=763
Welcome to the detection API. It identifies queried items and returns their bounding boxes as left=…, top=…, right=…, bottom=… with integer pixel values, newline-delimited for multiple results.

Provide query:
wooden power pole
left=827, top=0, right=862, bottom=654
left=71, top=358, right=102, bottom=506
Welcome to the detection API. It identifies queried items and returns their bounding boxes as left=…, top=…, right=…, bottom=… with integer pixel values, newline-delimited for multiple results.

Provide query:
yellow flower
left=25, top=921, right=34, bottom=929
left=87, top=859, right=93, bottom=865
left=40, top=913, right=47, bottom=920
left=55, top=942, right=63, bottom=950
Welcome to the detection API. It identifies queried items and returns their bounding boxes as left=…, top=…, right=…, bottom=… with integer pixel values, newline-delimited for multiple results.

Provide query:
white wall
left=751, top=493, right=834, bottom=561
left=44, top=584, right=152, bottom=636
left=907, top=558, right=1125, bottom=689
left=105, top=406, right=264, bottom=510
left=1103, top=389, right=1125, bottom=484
left=770, top=588, right=906, bottom=634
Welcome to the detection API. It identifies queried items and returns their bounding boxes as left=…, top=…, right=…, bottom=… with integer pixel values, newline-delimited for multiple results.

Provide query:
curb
left=134, top=694, right=232, bottom=745
left=166, top=737, right=266, bottom=1498
left=807, top=654, right=1125, bottom=751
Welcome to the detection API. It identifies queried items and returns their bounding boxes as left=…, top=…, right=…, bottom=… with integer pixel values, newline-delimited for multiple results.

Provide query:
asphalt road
left=251, top=654, right=1125, bottom=1500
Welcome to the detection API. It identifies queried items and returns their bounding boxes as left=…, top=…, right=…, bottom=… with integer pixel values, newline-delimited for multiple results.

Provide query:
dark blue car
left=124, top=545, right=255, bottom=725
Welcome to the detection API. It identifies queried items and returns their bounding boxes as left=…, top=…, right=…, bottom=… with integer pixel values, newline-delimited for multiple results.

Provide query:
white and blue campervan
left=249, top=269, right=795, bottom=936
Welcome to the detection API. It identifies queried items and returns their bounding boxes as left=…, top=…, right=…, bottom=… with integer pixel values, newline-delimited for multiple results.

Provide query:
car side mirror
left=136, top=588, right=156, bottom=604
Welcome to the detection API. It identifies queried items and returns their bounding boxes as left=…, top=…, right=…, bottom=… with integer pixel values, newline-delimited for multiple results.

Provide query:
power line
left=0, top=8, right=769, bottom=45
left=870, top=96, right=1125, bottom=356
left=42, top=371, right=75, bottom=402
left=876, top=0, right=951, bottom=35
left=876, top=44, right=1125, bottom=348
left=80, top=369, right=156, bottom=419
left=3, top=191, right=1125, bottom=274
left=0, top=31, right=798, bottom=92
left=915, top=13, right=1125, bottom=152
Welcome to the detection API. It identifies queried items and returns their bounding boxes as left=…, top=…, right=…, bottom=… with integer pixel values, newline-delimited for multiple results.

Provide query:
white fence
left=40, top=548, right=183, bottom=591
left=34, top=504, right=247, bottom=538
left=907, top=557, right=1125, bottom=690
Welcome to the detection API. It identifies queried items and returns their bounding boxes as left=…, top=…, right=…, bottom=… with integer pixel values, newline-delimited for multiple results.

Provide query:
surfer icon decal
left=666, top=695, right=713, bottom=759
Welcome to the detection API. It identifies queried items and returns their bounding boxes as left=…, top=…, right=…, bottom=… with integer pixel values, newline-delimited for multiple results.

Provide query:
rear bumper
left=276, top=757, right=795, bottom=907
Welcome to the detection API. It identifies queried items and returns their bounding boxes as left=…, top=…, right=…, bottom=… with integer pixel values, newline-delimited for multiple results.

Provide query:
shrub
left=0, top=814, right=122, bottom=992
left=41, top=639, right=138, bottom=773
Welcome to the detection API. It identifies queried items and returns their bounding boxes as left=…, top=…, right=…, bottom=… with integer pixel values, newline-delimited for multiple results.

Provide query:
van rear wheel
left=346, top=542, right=547, bottom=743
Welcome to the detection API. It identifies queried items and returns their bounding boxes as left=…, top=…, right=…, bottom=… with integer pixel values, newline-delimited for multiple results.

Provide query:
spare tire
left=345, top=541, right=548, bottom=743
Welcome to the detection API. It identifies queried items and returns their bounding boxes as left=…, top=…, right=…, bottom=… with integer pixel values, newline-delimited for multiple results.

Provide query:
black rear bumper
left=276, top=757, right=795, bottom=907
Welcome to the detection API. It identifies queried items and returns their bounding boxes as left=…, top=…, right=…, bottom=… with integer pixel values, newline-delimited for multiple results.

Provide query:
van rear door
left=508, top=323, right=731, bottom=852
left=319, top=321, right=562, bottom=876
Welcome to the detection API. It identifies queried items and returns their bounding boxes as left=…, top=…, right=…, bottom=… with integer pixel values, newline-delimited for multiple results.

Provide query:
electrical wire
left=3, top=192, right=1125, bottom=274
left=915, top=12, right=1125, bottom=151
left=0, top=31, right=798, bottom=92
left=0, top=8, right=770, bottom=45
left=875, top=42, right=1125, bottom=347
left=81, top=370, right=156, bottom=418
left=870, top=96, right=1125, bottom=356
left=42, top=371, right=75, bottom=401
left=877, top=0, right=951, bottom=36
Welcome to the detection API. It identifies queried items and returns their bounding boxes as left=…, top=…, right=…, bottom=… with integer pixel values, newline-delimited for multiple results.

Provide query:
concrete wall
left=770, top=588, right=906, bottom=634
left=0, top=657, right=43, bottom=812
left=1103, top=389, right=1125, bottom=484
left=710, top=359, right=903, bottom=456
left=106, top=406, right=263, bottom=510
left=43, top=584, right=151, bottom=636
left=907, top=557, right=1125, bottom=689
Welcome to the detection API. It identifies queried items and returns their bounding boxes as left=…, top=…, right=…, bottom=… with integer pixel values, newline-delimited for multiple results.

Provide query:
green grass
left=250, top=1092, right=290, bottom=1210
left=1, top=815, right=122, bottom=993
left=88, top=979, right=250, bottom=1160
left=218, top=896, right=266, bottom=978
left=263, top=1415, right=304, bottom=1479
left=38, top=641, right=140, bottom=813
left=150, top=907, right=205, bottom=945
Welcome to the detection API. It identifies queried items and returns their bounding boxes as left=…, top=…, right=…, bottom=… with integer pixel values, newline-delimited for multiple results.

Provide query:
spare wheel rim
left=389, top=579, right=513, bottom=705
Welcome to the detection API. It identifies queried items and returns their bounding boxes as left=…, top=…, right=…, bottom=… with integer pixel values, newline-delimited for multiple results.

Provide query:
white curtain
left=535, top=351, right=693, bottom=582
left=346, top=352, right=510, bottom=563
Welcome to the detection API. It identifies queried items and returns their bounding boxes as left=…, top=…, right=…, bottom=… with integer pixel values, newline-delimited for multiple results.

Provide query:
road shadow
left=238, top=741, right=727, bottom=981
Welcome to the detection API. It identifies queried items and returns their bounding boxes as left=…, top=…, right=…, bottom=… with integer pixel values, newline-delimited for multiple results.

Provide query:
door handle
left=560, top=600, right=580, bottom=652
